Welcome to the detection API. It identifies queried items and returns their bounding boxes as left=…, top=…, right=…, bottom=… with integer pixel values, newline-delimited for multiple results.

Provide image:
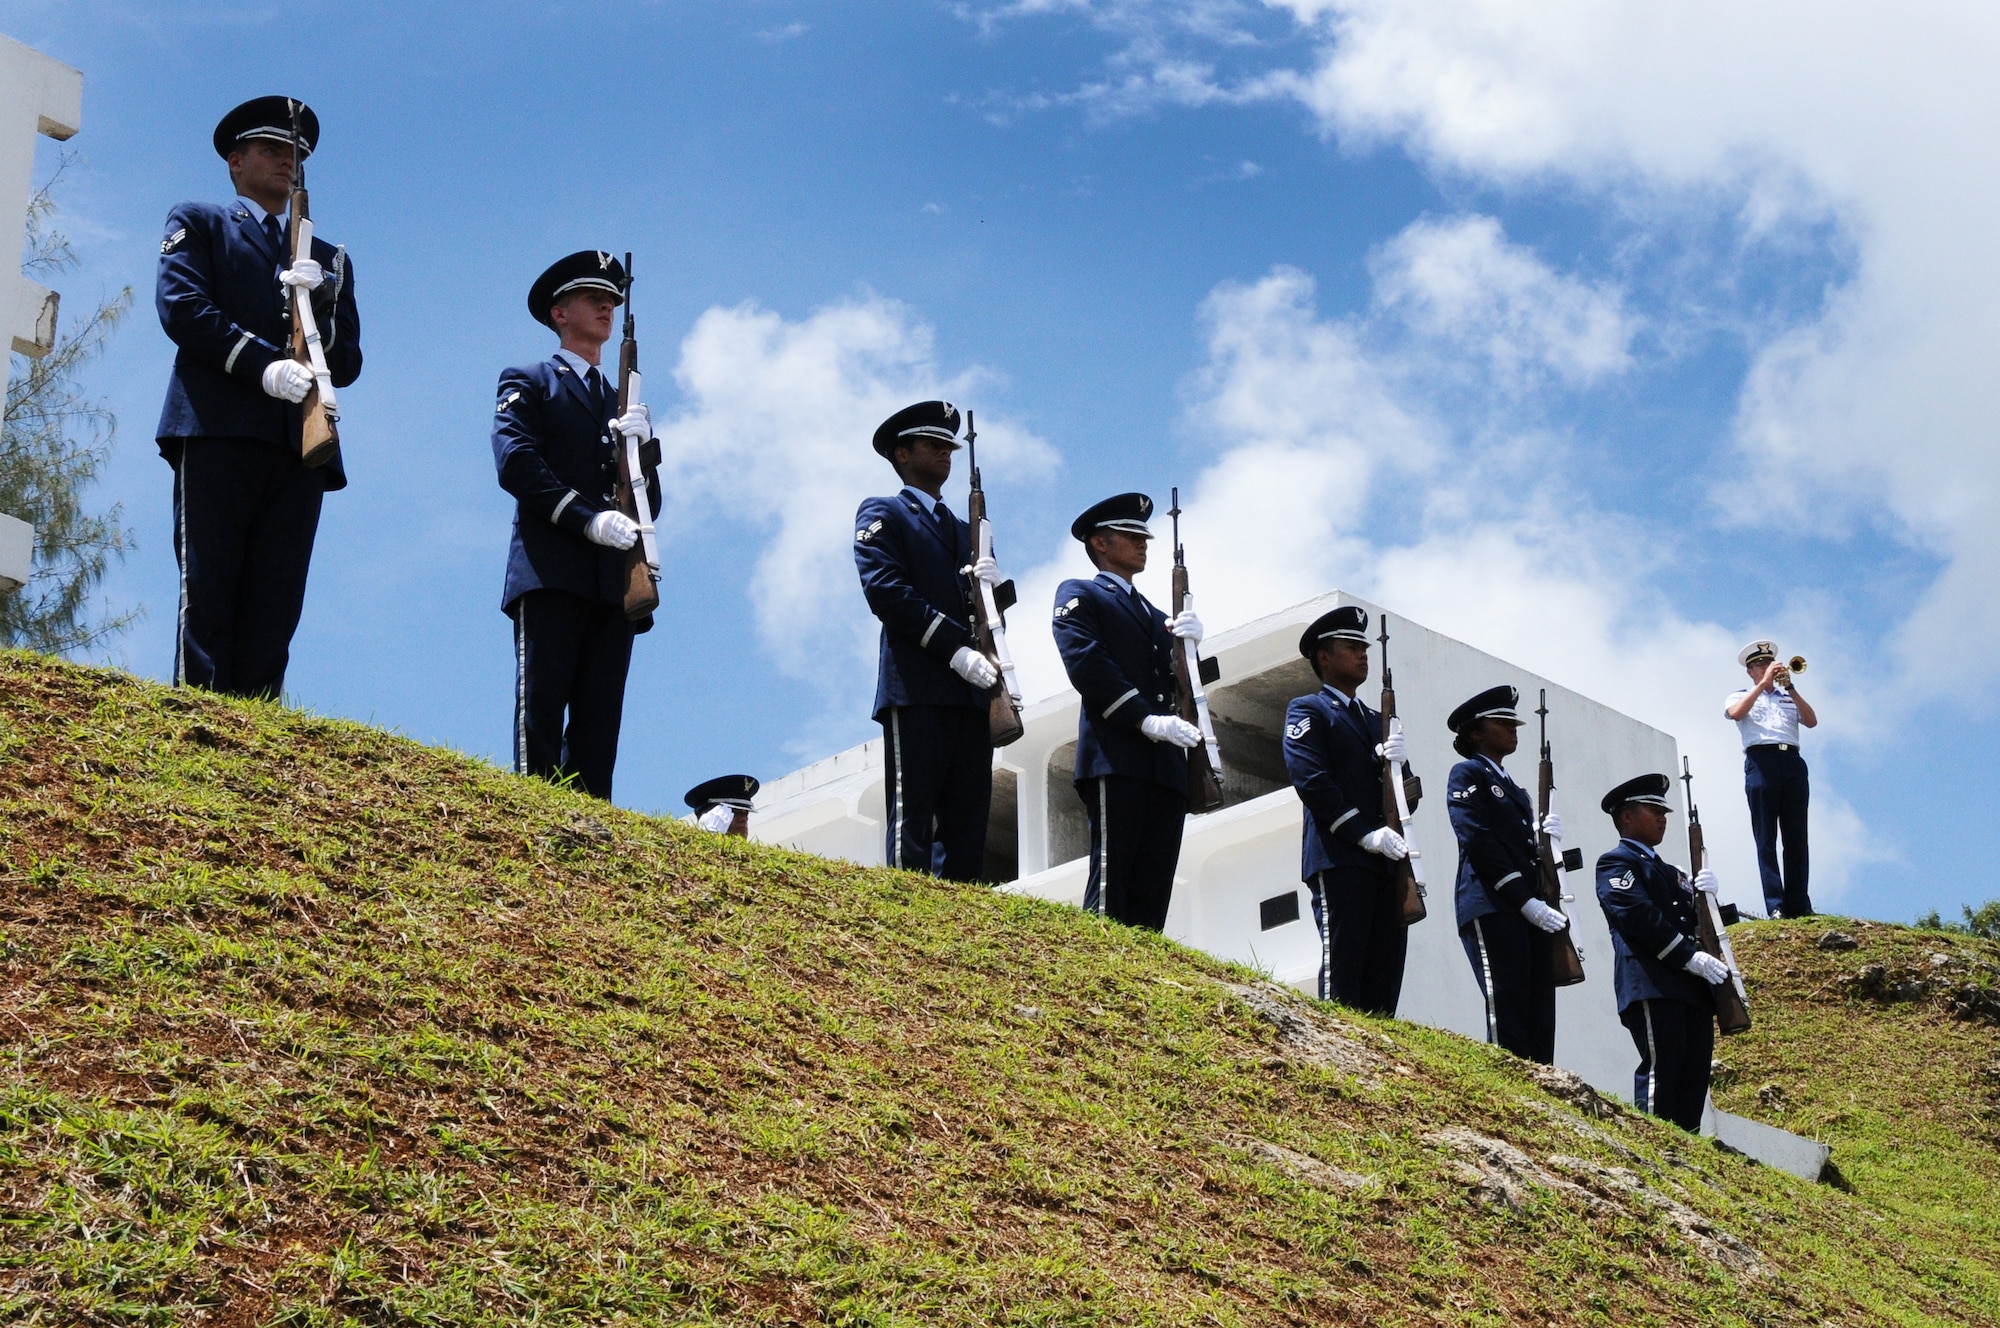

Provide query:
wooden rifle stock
left=1534, top=690, right=1587, bottom=986
left=1168, top=488, right=1224, bottom=812
left=1377, top=616, right=1427, bottom=925
left=611, top=253, right=662, bottom=621
left=284, top=100, right=338, bottom=468
left=963, top=414, right=1024, bottom=747
left=1683, top=758, right=1752, bottom=1035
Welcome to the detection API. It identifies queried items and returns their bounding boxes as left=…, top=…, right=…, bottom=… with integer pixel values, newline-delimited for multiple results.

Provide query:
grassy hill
left=1, top=649, right=1996, bottom=1326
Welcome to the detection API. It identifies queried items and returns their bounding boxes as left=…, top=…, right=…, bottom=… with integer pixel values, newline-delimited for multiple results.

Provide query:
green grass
left=0, top=647, right=1994, bottom=1324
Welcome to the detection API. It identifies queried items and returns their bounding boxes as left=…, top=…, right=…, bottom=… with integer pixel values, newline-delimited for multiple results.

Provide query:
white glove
left=1539, top=811, right=1564, bottom=843
left=585, top=510, right=639, bottom=550
left=696, top=805, right=735, bottom=833
left=614, top=403, right=652, bottom=441
left=949, top=646, right=999, bottom=689
left=279, top=257, right=323, bottom=291
left=1692, top=868, right=1720, bottom=895
left=1684, top=951, right=1730, bottom=985
left=1520, top=898, right=1570, bottom=933
left=1170, top=609, right=1204, bottom=643
left=1359, top=826, right=1409, bottom=860
left=1139, top=714, right=1202, bottom=748
left=1374, top=729, right=1407, bottom=764
left=260, top=358, right=312, bottom=403
left=970, top=555, right=999, bottom=586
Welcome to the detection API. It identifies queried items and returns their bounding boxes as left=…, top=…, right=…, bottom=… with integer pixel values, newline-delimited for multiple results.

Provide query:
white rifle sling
left=1388, top=714, right=1426, bottom=893
left=1179, top=592, right=1223, bottom=773
left=618, top=369, right=662, bottom=578
left=290, top=218, right=338, bottom=418
left=975, top=518, right=1022, bottom=703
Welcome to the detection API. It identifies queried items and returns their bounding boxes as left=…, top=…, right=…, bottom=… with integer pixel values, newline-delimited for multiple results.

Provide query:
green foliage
left=0, top=155, right=137, bottom=655
left=1916, top=900, right=2000, bottom=939
left=4, top=649, right=2000, bottom=1325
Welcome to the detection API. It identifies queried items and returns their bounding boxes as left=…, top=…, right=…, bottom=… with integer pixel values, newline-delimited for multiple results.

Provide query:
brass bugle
left=1788, top=655, right=1807, bottom=674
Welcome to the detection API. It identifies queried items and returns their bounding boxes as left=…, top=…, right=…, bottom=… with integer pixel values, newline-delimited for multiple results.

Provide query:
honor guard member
left=853, top=401, right=999, bottom=881
left=1051, top=494, right=1204, bottom=931
left=155, top=96, right=361, bottom=699
left=1444, top=686, right=1571, bottom=1063
left=1724, top=640, right=1818, bottom=918
left=687, top=775, right=758, bottom=838
left=1595, top=774, right=1730, bottom=1132
left=492, top=251, right=658, bottom=801
left=1282, top=606, right=1422, bottom=1016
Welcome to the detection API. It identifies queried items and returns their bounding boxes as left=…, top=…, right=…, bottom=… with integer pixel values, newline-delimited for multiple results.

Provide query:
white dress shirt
left=1725, top=687, right=1802, bottom=749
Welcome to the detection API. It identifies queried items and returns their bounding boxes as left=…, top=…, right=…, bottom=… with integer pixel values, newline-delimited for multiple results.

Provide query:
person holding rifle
left=1051, top=493, right=1204, bottom=930
left=492, top=251, right=658, bottom=801
left=155, top=96, right=362, bottom=700
left=1443, top=686, right=1569, bottom=1063
left=1281, top=605, right=1422, bottom=1016
left=686, top=775, right=759, bottom=838
left=853, top=402, right=1000, bottom=881
left=1594, top=774, right=1730, bottom=1131
left=1724, top=640, right=1818, bottom=919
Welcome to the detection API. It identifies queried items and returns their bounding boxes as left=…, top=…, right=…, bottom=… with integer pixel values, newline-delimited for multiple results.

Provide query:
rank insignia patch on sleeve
left=160, top=227, right=187, bottom=255
left=1451, top=786, right=1473, bottom=800
left=495, top=389, right=523, bottom=416
left=1612, top=870, right=1635, bottom=891
left=1285, top=717, right=1310, bottom=740
left=855, top=519, right=884, bottom=544
left=1053, top=596, right=1080, bottom=619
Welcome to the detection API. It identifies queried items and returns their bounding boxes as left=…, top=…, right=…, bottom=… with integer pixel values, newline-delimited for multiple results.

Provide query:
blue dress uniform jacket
left=155, top=200, right=360, bottom=489
left=853, top=492, right=982, bottom=721
left=1446, top=758, right=1540, bottom=928
left=1051, top=574, right=1188, bottom=794
left=492, top=357, right=660, bottom=617
left=1282, top=687, right=1414, bottom=880
left=1595, top=839, right=1708, bottom=1013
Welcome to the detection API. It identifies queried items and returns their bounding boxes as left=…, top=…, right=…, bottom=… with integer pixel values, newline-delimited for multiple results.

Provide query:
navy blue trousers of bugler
left=1744, top=744, right=1811, bottom=917
left=511, top=588, right=634, bottom=801
left=171, top=436, right=324, bottom=700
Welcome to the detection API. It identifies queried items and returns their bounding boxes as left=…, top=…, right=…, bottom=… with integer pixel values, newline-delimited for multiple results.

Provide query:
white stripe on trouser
left=1473, top=917, right=1498, bottom=1045
left=1313, top=873, right=1331, bottom=1001
left=890, top=709, right=905, bottom=869
left=174, top=456, right=189, bottom=686
left=513, top=602, right=527, bottom=774
left=1641, top=1001, right=1658, bottom=1116
left=1095, top=778, right=1109, bottom=915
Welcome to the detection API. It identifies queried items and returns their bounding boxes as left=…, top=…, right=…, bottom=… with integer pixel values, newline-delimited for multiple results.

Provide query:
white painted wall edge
left=0, top=512, right=32, bottom=592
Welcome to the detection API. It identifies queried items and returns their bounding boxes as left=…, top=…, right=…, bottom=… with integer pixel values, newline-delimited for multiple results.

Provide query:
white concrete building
left=753, top=590, right=1689, bottom=1102
left=0, top=32, right=83, bottom=592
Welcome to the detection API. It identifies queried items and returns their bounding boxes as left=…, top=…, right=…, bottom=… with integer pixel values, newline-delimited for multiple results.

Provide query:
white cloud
left=654, top=295, right=1057, bottom=735
left=1371, top=215, right=1634, bottom=388
left=753, top=22, right=810, bottom=42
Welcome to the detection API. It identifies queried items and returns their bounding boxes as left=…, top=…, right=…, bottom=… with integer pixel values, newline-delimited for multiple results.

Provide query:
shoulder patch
left=160, top=227, right=187, bottom=256
left=1053, top=596, right=1081, bottom=620
left=495, top=388, right=523, bottom=416
left=1611, top=869, right=1635, bottom=892
left=855, top=518, right=884, bottom=545
left=1285, top=716, right=1311, bottom=740
left=1450, top=785, right=1473, bottom=800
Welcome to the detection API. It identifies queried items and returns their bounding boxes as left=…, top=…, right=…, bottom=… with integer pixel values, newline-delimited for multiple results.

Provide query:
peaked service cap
left=1447, top=685, right=1524, bottom=733
left=1600, top=773, right=1674, bottom=814
left=1297, top=605, right=1370, bottom=658
left=684, top=774, right=760, bottom=812
left=213, top=96, right=318, bottom=159
left=1738, top=639, right=1779, bottom=667
left=871, top=401, right=961, bottom=458
left=1069, top=492, right=1154, bottom=542
left=529, top=251, right=627, bottom=329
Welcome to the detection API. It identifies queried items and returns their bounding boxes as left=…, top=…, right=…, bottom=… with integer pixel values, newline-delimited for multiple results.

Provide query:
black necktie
left=586, top=368, right=609, bottom=422
left=263, top=213, right=284, bottom=257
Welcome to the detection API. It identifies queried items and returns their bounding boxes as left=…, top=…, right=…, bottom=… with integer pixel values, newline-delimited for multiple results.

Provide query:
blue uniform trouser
left=171, top=436, right=324, bottom=700
left=1621, top=997, right=1714, bottom=1132
left=1308, top=867, right=1408, bottom=1017
left=1080, top=775, right=1186, bottom=931
left=1744, top=744, right=1811, bottom=917
left=1460, top=909, right=1556, bottom=1064
left=511, top=588, right=634, bottom=801
left=880, top=705, right=992, bottom=882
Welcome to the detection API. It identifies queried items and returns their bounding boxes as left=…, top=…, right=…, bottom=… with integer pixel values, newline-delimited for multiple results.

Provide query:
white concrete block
left=0, top=512, right=33, bottom=592
left=0, top=33, right=84, bottom=402
left=1704, top=1101, right=1832, bottom=1182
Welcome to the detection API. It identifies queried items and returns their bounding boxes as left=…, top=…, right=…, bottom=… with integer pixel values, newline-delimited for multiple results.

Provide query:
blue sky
left=7, top=1, right=1995, bottom=924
